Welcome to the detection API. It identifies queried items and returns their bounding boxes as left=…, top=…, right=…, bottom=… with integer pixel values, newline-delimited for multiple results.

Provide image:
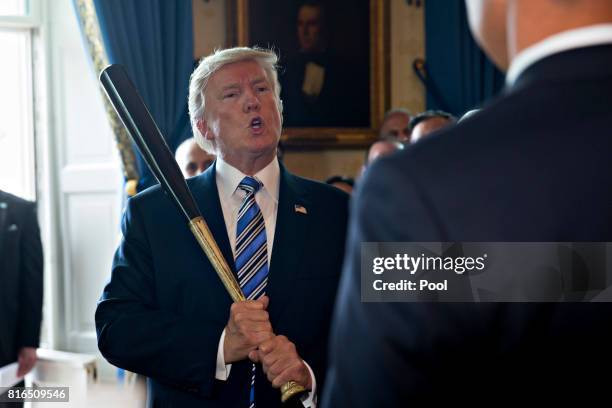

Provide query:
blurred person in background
left=175, top=137, right=216, bottom=178
left=0, top=190, right=43, bottom=408
left=325, top=176, right=355, bottom=195
left=409, top=110, right=457, bottom=143
left=362, top=140, right=404, bottom=176
left=379, top=108, right=412, bottom=142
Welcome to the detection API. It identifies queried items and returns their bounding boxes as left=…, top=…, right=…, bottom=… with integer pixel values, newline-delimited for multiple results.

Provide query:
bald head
left=366, top=140, right=404, bottom=166
left=466, top=0, right=612, bottom=70
left=380, top=109, right=411, bottom=142
left=175, top=138, right=216, bottom=178
left=409, top=111, right=456, bottom=144
left=411, top=117, right=454, bottom=143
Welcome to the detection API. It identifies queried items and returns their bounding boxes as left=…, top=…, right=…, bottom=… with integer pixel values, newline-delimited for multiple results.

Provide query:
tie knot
left=238, top=176, right=262, bottom=194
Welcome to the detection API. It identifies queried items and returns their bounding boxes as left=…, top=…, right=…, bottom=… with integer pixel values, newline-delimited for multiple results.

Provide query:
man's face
left=465, top=0, right=509, bottom=69
left=198, top=60, right=282, bottom=169
left=297, top=5, right=323, bottom=52
left=411, top=117, right=453, bottom=143
left=182, top=143, right=215, bottom=178
left=380, top=113, right=411, bottom=142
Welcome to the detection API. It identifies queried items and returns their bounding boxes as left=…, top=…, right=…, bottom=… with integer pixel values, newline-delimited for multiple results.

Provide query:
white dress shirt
left=213, top=157, right=317, bottom=407
left=506, top=24, right=612, bottom=86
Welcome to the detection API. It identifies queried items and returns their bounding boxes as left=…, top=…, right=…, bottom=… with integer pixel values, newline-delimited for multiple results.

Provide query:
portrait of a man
left=247, top=0, right=371, bottom=128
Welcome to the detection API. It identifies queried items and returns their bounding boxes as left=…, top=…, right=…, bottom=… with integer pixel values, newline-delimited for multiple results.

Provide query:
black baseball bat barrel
left=99, top=64, right=199, bottom=221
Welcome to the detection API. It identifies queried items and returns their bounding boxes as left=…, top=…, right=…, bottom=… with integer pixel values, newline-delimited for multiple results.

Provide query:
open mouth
left=250, top=117, right=263, bottom=130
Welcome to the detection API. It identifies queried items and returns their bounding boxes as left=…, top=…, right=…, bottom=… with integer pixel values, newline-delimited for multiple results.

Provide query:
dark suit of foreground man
left=0, top=190, right=42, bottom=407
left=323, top=1, right=612, bottom=406
left=96, top=47, right=348, bottom=407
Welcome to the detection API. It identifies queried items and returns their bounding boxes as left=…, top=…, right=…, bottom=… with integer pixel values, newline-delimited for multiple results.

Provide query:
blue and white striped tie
left=235, top=176, right=268, bottom=408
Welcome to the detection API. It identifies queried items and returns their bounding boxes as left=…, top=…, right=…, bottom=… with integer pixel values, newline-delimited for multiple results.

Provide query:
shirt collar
left=215, top=156, right=280, bottom=203
left=506, top=24, right=612, bottom=86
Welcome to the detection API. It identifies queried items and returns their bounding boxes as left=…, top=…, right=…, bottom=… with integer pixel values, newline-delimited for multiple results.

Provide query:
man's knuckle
left=231, top=303, right=240, bottom=313
left=239, top=324, right=251, bottom=335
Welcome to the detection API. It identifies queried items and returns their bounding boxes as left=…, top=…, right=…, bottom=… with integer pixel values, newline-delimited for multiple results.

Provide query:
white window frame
left=0, top=0, right=40, bottom=27
left=0, top=0, right=40, bottom=200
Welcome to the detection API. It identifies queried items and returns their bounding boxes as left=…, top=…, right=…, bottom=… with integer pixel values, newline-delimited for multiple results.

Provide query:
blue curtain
left=424, top=0, right=504, bottom=116
left=93, top=0, right=194, bottom=192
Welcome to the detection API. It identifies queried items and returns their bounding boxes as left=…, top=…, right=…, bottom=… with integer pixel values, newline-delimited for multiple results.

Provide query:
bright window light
left=0, top=28, right=36, bottom=200
left=0, top=0, right=27, bottom=16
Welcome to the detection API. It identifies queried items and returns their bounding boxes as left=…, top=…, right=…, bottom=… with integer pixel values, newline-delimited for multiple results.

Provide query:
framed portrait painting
left=228, top=0, right=390, bottom=148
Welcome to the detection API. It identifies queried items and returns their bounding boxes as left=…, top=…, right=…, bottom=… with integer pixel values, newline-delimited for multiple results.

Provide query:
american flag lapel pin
left=294, top=204, right=308, bottom=215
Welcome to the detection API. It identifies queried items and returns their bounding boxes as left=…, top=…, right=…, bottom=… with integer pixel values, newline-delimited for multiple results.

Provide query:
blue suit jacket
left=96, top=164, right=348, bottom=407
left=323, top=45, right=612, bottom=406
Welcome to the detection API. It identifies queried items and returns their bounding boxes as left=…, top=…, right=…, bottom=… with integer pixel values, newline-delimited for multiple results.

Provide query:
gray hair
left=382, top=108, right=412, bottom=123
left=188, top=47, right=283, bottom=154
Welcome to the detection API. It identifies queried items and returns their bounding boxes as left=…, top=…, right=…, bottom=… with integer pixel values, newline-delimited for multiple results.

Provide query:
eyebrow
left=251, top=77, right=269, bottom=86
left=219, top=77, right=269, bottom=92
left=220, top=83, right=240, bottom=92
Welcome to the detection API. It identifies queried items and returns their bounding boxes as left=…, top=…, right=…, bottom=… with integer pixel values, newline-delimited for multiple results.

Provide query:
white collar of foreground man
left=215, top=156, right=280, bottom=204
left=506, top=23, right=612, bottom=86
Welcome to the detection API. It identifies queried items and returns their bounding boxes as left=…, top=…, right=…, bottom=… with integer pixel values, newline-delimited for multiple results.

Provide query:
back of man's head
left=466, top=0, right=612, bottom=70
left=365, top=140, right=404, bottom=168
left=325, top=175, right=355, bottom=194
left=409, top=110, right=457, bottom=143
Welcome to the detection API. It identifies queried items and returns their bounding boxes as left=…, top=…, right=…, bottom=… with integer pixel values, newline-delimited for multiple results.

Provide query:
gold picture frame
left=228, top=0, right=390, bottom=149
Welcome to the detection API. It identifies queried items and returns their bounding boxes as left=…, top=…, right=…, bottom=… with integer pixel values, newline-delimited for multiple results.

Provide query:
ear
left=197, top=119, right=214, bottom=141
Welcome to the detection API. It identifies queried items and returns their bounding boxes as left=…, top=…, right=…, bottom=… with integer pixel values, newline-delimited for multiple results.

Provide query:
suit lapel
left=267, top=166, right=312, bottom=322
left=188, top=163, right=312, bottom=317
left=189, top=163, right=236, bottom=279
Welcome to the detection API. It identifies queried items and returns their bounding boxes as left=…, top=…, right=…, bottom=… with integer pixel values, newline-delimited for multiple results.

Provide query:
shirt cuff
left=215, top=328, right=232, bottom=380
left=300, top=360, right=317, bottom=407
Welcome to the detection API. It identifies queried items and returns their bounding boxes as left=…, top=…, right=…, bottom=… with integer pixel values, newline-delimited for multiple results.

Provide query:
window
left=0, top=0, right=37, bottom=200
left=0, top=29, right=35, bottom=200
left=0, top=0, right=28, bottom=16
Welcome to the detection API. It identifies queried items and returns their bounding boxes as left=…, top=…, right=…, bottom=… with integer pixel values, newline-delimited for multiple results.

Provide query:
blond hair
left=188, top=47, right=283, bottom=153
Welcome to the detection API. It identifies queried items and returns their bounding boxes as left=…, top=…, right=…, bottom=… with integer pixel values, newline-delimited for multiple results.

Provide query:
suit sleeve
left=322, top=158, right=474, bottom=407
left=298, top=187, right=349, bottom=403
left=17, top=201, right=43, bottom=348
left=95, top=196, right=223, bottom=397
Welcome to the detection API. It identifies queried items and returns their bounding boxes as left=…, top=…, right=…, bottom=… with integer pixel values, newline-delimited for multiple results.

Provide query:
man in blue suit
left=96, top=47, right=348, bottom=407
left=323, top=0, right=612, bottom=406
